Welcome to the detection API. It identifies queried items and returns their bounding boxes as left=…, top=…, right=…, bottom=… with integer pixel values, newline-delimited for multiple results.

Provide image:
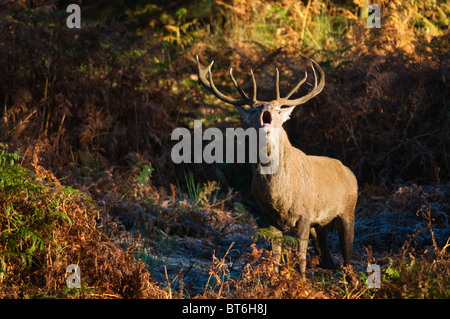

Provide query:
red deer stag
left=196, top=56, right=358, bottom=274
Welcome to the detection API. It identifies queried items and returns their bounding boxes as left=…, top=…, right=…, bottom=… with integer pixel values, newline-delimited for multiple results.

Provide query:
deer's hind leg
left=335, top=213, right=354, bottom=266
left=310, top=227, right=335, bottom=269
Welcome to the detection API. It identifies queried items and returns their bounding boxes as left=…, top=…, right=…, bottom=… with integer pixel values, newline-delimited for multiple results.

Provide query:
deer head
left=195, top=55, right=325, bottom=134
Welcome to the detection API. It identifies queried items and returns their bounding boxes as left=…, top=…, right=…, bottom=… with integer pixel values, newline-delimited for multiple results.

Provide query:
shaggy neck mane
left=255, top=129, right=305, bottom=179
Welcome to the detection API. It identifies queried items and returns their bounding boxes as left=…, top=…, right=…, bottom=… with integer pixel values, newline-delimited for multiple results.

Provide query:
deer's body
left=196, top=56, right=358, bottom=273
left=252, top=128, right=357, bottom=271
left=253, top=130, right=357, bottom=232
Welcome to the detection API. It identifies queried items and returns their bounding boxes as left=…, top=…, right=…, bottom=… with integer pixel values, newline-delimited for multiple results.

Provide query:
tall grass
left=191, top=0, right=448, bottom=61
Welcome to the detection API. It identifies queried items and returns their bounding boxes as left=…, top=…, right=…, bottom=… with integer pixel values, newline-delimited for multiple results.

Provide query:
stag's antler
left=196, top=55, right=252, bottom=106
left=277, top=60, right=325, bottom=106
left=196, top=55, right=325, bottom=108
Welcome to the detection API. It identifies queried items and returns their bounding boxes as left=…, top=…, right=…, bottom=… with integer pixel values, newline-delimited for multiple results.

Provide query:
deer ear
left=236, top=106, right=251, bottom=124
left=280, top=106, right=296, bottom=123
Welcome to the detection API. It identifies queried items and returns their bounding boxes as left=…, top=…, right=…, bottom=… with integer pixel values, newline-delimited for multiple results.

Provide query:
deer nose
left=262, top=104, right=273, bottom=111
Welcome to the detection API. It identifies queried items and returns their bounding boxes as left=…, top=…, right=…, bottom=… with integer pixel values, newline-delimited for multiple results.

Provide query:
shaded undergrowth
left=0, top=143, right=165, bottom=298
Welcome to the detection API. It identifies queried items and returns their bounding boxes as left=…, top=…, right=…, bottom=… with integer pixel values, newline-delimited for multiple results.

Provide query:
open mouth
left=262, top=111, right=272, bottom=127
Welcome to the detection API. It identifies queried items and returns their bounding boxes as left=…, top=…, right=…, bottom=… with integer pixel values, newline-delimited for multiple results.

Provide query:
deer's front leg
left=270, top=227, right=282, bottom=273
left=295, top=219, right=310, bottom=276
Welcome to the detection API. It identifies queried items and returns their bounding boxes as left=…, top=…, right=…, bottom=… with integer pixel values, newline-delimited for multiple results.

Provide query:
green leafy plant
left=0, top=143, right=20, bottom=166
left=136, top=162, right=155, bottom=187
left=162, top=8, right=199, bottom=51
left=0, top=151, right=76, bottom=276
left=184, top=170, right=202, bottom=206
left=183, top=170, right=223, bottom=208
left=253, top=227, right=299, bottom=250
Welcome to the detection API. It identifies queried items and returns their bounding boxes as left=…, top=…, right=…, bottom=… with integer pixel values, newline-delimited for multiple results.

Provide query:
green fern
left=0, top=143, right=20, bottom=166
left=136, top=162, right=155, bottom=187
left=161, top=8, right=199, bottom=51
left=0, top=149, right=78, bottom=275
left=253, top=227, right=299, bottom=250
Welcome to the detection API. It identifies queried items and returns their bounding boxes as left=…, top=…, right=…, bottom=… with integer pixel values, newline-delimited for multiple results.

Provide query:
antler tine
left=283, top=71, right=308, bottom=101
left=281, top=59, right=325, bottom=107
left=275, top=68, right=280, bottom=100
left=229, top=68, right=251, bottom=102
left=196, top=55, right=249, bottom=106
left=250, top=70, right=257, bottom=103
